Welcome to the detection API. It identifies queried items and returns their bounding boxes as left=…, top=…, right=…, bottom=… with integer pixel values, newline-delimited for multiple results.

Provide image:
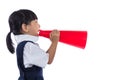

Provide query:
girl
left=6, top=9, right=60, bottom=80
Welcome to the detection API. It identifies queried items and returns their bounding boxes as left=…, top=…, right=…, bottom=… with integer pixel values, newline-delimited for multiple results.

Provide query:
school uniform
left=15, top=34, right=49, bottom=80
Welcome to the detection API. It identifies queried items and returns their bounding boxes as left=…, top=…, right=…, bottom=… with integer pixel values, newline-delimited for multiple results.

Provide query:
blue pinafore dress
left=16, top=41, right=44, bottom=80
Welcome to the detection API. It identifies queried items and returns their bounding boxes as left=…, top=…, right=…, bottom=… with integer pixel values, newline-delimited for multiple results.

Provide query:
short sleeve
left=23, top=42, right=49, bottom=68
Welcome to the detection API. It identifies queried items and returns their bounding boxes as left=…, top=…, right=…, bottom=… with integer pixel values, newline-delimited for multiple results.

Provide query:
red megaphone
left=39, top=30, right=87, bottom=49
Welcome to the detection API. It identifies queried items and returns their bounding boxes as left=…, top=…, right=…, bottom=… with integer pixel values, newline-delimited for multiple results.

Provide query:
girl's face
left=25, top=19, right=40, bottom=36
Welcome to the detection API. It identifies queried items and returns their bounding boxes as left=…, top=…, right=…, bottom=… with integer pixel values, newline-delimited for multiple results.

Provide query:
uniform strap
left=16, top=41, right=34, bottom=71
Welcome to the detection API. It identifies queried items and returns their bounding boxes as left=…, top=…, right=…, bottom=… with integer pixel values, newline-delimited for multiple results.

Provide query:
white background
left=0, top=0, right=120, bottom=80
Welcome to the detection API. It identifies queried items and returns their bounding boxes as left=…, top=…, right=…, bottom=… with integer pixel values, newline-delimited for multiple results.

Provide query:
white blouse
left=15, top=34, right=49, bottom=68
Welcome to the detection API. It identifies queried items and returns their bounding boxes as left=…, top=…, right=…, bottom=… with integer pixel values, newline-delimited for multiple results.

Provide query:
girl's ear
left=21, top=24, right=29, bottom=33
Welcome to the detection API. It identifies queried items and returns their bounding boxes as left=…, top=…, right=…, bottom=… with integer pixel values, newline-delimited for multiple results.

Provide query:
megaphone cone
left=39, top=30, right=87, bottom=49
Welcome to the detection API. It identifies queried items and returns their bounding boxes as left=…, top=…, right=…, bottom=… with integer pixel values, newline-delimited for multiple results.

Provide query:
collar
left=14, top=34, right=39, bottom=44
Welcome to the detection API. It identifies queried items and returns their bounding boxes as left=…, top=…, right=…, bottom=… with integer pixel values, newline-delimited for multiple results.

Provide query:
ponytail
left=6, top=31, right=15, bottom=54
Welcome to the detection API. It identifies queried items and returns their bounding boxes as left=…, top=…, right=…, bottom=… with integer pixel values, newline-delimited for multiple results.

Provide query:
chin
left=35, top=34, right=39, bottom=36
left=30, top=34, right=38, bottom=36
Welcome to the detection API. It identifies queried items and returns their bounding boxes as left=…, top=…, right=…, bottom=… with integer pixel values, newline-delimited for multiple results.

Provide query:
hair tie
left=8, top=31, right=12, bottom=35
left=10, top=31, right=12, bottom=33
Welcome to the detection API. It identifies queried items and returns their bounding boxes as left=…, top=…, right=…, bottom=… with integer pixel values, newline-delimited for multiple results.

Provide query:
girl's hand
left=47, top=30, right=60, bottom=64
left=50, top=29, right=60, bottom=43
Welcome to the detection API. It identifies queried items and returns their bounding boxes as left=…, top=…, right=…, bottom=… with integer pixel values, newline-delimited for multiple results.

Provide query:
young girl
left=6, top=9, right=60, bottom=80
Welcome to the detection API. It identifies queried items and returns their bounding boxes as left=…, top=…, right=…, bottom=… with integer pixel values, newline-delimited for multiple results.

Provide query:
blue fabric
left=16, top=41, right=44, bottom=80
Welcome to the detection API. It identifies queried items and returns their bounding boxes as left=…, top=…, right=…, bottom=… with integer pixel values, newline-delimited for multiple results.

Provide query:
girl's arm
left=46, top=30, right=60, bottom=64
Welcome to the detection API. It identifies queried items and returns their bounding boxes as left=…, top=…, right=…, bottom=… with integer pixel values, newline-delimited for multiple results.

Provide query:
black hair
left=6, top=9, right=38, bottom=54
